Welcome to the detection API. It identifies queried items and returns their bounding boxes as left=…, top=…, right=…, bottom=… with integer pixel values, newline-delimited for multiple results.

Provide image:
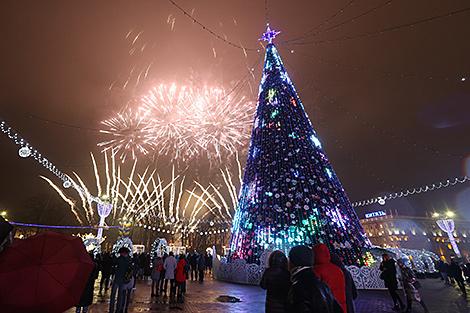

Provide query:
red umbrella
left=0, top=231, right=94, bottom=313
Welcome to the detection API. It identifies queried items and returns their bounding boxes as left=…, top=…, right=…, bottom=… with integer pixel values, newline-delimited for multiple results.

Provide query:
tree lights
left=228, top=27, right=369, bottom=265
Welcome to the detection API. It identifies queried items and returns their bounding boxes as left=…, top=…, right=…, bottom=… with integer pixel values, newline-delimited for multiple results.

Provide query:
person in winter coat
left=163, top=251, right=177, bottom=296
left=260, top=250, right=291, bottom=313
left=379, top=253, right=404, bottom=311
left=159, top=254, right=167, bottom=293
left=205, top=252, right=213, bottom=274
left=76, top=253, right=99, bottom=313
left=313, top=244, right=347, bottom=313
left=188, top=251, right=198, bottom=281
left=99, top=252, right=113, bottom=295
left=109, top=247, right=133, bottom=313
left=197, top=252, right=206, bottom=282
left=151, top=256, right=163, bottom=297
left=397, top=259, right=429, bottom=313
left=330, top=253, right=358, bottom=313
left=449, top=258, right=467, bottom=295
left=175, top=254, right=188, bottom=302
left=288, top=245, right=342, bottom=313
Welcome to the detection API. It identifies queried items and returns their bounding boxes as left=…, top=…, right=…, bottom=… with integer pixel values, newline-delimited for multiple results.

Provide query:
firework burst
left=99, top=83, right=255, bottom=164
left=192, top=86, right=254, bottom=162
left=140, top=83, right=200, bottom=161
left=98, top=109, right=154, bottom=162
left=42, top=152, right=226, bottom=232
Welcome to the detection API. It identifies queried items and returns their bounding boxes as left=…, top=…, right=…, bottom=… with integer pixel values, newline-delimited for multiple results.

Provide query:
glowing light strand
left=352, top=175, right=470, bottom=207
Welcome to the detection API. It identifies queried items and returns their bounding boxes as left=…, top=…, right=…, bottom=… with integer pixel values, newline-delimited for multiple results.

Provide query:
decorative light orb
left=18, top=146, right=31, bottom=158
left=170, top=217, right=175, bottom=223
left=461, top=77, right=467, bottom=82
left=209, top=221, right=214, bottom=227
left=63, top=180, right=72, bottom=188
left=378, top=198, right=386, bottom=206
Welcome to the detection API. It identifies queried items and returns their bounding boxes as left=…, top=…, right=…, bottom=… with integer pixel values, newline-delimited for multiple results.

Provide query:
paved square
left=67, top=276, right=470, bottom=312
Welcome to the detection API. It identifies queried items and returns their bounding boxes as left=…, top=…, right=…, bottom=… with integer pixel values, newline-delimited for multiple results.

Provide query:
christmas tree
left=229, top=25, right=369, bottom=265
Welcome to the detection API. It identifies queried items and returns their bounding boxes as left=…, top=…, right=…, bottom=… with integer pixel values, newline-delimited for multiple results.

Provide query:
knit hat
left=289, top=245, right=313, bottom=267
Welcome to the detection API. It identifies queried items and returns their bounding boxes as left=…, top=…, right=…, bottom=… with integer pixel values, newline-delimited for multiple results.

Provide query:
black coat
left=342, top=267, right=357, bottom=313
left=100, top=254, right=113, bottom=276
left=260, top=267, right=291, bottom=313
left=449, top=262, right=464, bottom=281
left=288, top=267, right=343, bottom=313
left=380, top=259, right=398, bottom=289
left=78, top=263, right=99, bottom=307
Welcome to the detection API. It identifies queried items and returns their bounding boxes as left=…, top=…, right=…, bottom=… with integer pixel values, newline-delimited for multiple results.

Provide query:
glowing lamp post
left=96, top=201, right=112, bottom=240
left=434, top=211, right=461, bottom=258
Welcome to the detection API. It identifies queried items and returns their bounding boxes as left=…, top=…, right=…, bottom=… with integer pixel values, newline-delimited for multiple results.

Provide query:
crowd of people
left=75, top=242, right=470, bottom=313
left=260, top=243, right=354, bottom=313
left=76, top=248, right=214, bottom=313
left=259, top=244, right=470, bottom=313
left=437, top=258, right=470, bottom=295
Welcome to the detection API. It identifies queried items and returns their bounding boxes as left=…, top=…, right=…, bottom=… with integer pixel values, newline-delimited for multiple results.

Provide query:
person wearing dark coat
left=331, top=254, right=358, bottom=313
left=109, top=247, right=133, bottom=313
left=197, top=252, right=206, bottom=282
left=260, top=250, right=291, bottom=313
left=288, top=245, right=342, bottom=313
left=76, top=253, right=99, bottom=313
left=449, top=259, right=467, bottom=295
left=397, top=259, right=429, bottom=313
left=205, top=252, right=213, bottom=274
left=189, top=251, right=198, bottom=281
left=99, top=252, right=113, bottom=294
left=379, top=254, right=404, bottom=311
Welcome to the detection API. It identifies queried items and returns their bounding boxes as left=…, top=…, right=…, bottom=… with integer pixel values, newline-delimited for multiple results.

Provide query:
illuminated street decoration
left=96, top=200, right=113, bottom=240
left=229, top=28, right=369, bottom=265
left=436, top=218, right=461, bottom=257
left=0, top=120, right=102, bottom=203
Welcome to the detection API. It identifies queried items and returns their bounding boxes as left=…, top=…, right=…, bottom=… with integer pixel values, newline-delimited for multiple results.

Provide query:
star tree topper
left=260, top=24, right=281, bottom=43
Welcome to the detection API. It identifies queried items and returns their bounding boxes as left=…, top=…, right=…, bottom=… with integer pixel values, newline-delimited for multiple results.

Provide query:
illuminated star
left=260, top=24, right=281, bottom=43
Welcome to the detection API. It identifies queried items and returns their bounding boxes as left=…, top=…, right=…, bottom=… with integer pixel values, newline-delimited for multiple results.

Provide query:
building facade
left=360, top=210, right=470, bottom=261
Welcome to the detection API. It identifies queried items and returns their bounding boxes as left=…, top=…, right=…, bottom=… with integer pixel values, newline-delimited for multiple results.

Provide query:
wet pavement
left=66, top=275, right=469, bottom=313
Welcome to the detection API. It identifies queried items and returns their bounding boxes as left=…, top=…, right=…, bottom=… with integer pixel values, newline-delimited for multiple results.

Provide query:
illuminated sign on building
left=365, top=210, right=387, bottom=219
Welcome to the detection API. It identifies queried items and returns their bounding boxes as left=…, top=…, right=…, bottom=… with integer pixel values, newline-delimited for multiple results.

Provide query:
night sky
left=1, top=0, right=469, bottom=225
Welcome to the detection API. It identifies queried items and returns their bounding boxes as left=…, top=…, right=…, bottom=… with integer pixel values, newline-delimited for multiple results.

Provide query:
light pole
left=434, top=210, right=461, bottom=258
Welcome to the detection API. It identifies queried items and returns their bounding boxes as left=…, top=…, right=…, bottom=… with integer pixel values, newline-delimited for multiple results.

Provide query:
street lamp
left=434, top=210, right=461, bottom=257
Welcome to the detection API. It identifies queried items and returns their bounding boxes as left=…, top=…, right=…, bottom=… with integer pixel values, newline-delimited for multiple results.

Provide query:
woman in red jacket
left=175, top=254, right=188, bottom=303
left=313, top=243, right=347, bottom=313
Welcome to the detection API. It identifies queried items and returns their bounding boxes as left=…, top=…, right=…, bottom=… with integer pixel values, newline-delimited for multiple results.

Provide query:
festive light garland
left=0, top=119, right=102, bottom=204
left=352, top=175, right=470, bottom=208
left=9, top=221, right=120, bottom=229
left=135, top=224, right=230, bottom=236
left=1, top=120, right=69, bottom=186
